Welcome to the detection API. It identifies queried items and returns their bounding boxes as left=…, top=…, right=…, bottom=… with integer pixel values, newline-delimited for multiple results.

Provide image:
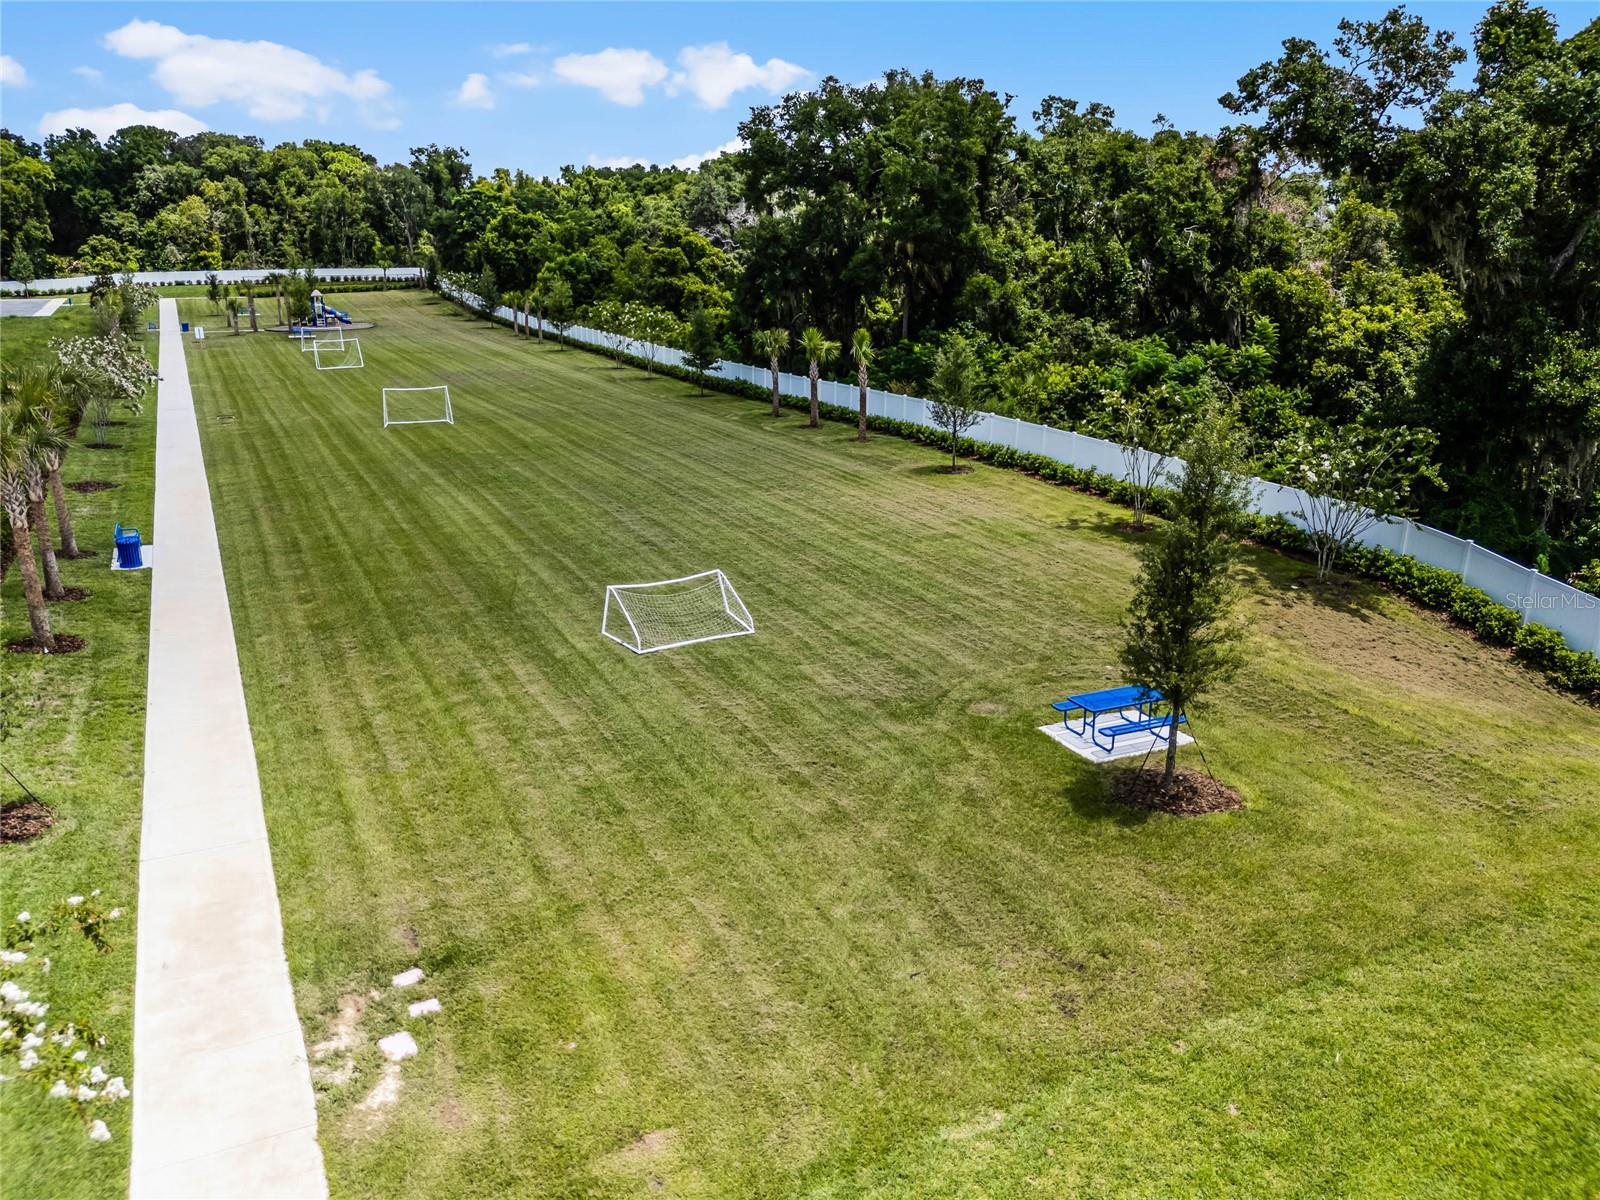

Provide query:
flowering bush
left=1271, top=420, right=1443, bottom=581
left=1, top=892, right=128, bottom=1142
left=52, top=334, right=151, bottom=445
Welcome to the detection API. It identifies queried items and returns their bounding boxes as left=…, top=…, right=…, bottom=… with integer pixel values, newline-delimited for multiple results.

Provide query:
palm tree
left=225, top=294, right=242, bottom=334
left=266, top=272, right=285, bottom=326
left=751, top=329, right=789, bottom=418
left=41, top=367, right=88, bottom=558
left=851, top=328, right=873, bottom=443
left=0, top=392, right=58, bottom=651
left=800, top=326, right=839, bottom=429
left=6, top=369, right=70, bottom=598
left=26, top=443, right=67, bottom=600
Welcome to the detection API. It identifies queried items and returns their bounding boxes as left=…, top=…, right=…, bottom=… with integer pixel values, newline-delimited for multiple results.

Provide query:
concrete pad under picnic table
left=1038, top=709, right=1196, bottom=764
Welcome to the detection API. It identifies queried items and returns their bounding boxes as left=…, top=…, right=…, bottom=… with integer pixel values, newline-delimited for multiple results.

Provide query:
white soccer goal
left=601, top=569, right=755, bottom=654
left=314, top=337, right=363, bottom=370
left=382, top=385, right=454, bottom=427
left=301, top=327, right=344, bottom=352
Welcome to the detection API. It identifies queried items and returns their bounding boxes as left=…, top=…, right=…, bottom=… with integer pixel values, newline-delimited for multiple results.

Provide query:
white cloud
left=73, top=66, right=105, bottom=84
left=0, top=55, right=27, bottom=87
left=669, top=43, right=807, bottom=109
left=455, top=73, right=493, bottom=109
left=669, top=137, right=745, bottom=170
left=37, top=102, right=207, bottom=140
left=102, top=19, right=393, bottom=125
left=491, top=42, right=532, bottom=58
left=588, top=153, right=648, bottom=170
left=553, top=48, right=667, bottom=106
left=501, top=71, right=540, bottom=89
left=588, top=138, right=746, bottom=173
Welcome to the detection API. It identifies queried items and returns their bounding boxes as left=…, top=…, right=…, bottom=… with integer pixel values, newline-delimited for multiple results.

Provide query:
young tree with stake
left=473, top=266, right=500, bottom=322
left=542, top=277, right=574, bottom=345
left=1119, top=409, right=1252, bottom=788
left=683, top=308, right=724, bottom=395
left=927, top=334, right=985, bottom=472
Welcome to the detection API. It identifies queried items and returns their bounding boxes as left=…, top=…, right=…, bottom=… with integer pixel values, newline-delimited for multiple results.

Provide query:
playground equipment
left=287, top=290, right=358, bottom=339
left=309, top=289, right=354, bottom=326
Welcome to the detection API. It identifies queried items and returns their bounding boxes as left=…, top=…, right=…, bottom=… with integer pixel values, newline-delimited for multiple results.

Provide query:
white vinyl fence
left=1, top=266, right=422, bottom=295
left=467, top=282, right=1600, bottom=656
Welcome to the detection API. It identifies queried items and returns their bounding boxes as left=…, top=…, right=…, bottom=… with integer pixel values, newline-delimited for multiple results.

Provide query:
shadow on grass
left=907, top=461, right=978, bottom=477
left=1053, top=512, right=1163, bottom=549
left=1244, top=551, right=1388, bottom=622
left=1061, top=767, right=1153, bottom=827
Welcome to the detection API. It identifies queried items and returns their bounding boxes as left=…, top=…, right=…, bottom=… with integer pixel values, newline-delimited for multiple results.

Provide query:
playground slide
left=329, top=307, right=352, bottom=323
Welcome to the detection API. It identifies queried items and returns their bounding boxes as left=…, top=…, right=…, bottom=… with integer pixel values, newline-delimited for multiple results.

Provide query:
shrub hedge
left=487, top=298, right=1600, bottom=699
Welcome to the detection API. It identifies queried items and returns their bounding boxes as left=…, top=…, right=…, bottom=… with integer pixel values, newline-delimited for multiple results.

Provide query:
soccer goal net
left=382, top=385, right=454, bottom=427
left=314, top=337, right=363, bottom=370
left=602, top=569, right=755, bottom=654
left=301, top=328, right=344, bottom=352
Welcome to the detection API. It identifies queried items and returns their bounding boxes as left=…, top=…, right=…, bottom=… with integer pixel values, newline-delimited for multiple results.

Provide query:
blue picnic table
left=1052, top=685, right=1162, bottom=733
left=1052, top=685, right=1184, bottom=752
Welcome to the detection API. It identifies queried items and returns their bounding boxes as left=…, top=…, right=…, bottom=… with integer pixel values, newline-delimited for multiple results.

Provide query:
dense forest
left=2, top=2, right=1595, bottom=577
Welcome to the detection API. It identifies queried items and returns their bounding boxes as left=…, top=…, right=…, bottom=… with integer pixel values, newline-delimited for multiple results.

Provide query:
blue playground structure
left=288, top=290, right=357, bottom=339
left=309, top=290, right=353, bottom=325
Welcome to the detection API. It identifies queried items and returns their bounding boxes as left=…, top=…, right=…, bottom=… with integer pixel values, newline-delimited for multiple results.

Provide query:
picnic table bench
left=1091, top=711, right=1186, bottom=753
left=1051, top=685, right=1164, bottom=736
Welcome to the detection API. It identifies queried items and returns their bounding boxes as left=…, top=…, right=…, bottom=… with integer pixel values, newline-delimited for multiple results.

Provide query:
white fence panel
left=3, top=266, right=421, bottom=294
left=1468, top=547, right=1533, bottom=610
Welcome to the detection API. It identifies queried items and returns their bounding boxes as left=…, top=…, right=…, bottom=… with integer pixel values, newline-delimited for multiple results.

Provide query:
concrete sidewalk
left=129, top=299, right=326, bottom=1198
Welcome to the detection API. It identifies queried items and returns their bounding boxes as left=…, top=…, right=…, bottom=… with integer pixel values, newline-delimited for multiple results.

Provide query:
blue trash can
left=114, top=522, right=143, bottom=569
left=181, top=322, right=190, bottom=333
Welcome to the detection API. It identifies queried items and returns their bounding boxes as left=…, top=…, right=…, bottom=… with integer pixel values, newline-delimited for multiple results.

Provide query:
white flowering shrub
left=1274, top=420, right=1443, bottom=581
left=1, top=892, right=128, bottom=1142
left=52, top=335, right=151, bottom=446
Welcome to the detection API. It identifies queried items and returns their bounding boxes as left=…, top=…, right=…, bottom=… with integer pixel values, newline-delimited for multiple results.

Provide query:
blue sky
left=1, top=3, right=1592, bottom=175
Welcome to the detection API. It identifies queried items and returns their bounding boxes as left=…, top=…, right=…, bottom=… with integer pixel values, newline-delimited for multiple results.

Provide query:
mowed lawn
left=2, top=307, right=155, bottom=1200
left=179, top=293, right=1600, bottom=1198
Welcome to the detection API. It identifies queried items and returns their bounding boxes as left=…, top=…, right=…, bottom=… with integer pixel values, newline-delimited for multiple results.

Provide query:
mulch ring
left=54, top=587, right=92, bottom=603
left=1110, top=767, right=1244, bottom=816
left=68, top=480, right=120, bottom=493
left=1, top=800, right=56, bottom=844
left=6, top=633, right=87, bottom=656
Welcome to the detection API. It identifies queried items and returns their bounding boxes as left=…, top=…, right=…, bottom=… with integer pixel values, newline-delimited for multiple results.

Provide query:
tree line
left=2, top=1, right=1594, bottom=582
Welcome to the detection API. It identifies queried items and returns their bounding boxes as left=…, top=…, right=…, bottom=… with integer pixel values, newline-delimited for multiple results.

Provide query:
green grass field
left=2, top=308, right=156, bottom=1198
left=168, top=291, right=1600, bottom=1197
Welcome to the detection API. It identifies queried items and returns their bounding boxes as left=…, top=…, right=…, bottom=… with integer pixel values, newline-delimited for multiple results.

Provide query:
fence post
left=1460, top=539, right=1474, bottom=579
left=1522, top=565, right=1538, bottom=625
left=1399, top=522, right=1411, bottom=557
